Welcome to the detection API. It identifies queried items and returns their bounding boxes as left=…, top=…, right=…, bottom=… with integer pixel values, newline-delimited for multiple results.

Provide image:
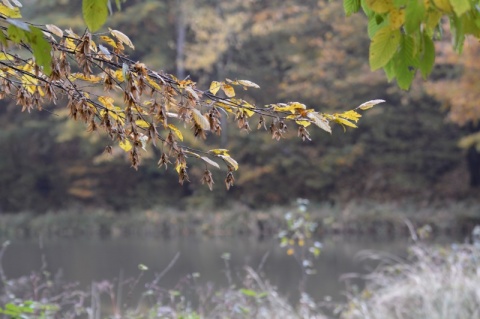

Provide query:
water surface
left=2, top=235, right=416, bottom=304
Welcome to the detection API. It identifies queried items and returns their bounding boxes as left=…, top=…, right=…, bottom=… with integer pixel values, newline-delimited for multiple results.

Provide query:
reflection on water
left=3, top=236, right=412, bottom=303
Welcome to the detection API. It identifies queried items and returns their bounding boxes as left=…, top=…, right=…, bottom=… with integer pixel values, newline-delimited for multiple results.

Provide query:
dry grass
left=341, top=241, right=480, bottom=319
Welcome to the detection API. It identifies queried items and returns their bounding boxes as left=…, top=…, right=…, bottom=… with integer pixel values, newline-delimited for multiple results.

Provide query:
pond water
left=1, top=235, right=418, bottom=305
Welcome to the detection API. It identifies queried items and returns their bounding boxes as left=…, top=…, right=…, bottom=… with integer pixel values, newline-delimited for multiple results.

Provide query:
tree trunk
left=467, top=122, right=480, bottom=187
left=175, top=2, right=186, bottom=79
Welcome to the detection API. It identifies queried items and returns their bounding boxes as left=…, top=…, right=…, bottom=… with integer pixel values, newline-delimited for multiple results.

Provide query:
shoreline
left=0, top=200, right=479, bottom=240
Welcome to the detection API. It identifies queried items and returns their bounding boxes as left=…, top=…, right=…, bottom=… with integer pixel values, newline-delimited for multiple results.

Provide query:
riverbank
left=1, top=238, right=479, bottom=318
left=1, top=200, right=479, bottom=239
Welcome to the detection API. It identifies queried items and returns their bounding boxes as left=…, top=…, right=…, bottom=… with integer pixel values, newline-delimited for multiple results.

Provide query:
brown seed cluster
left=0, top=23, right=374, bottom=190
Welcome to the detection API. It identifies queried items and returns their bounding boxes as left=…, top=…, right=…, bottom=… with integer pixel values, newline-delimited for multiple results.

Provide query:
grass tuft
left=341, top=242, right=480, bottom=319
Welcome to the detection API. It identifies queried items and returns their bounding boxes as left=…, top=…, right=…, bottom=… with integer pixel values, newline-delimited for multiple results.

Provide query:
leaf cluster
left=0, top=1, right=383, bottom=190
left=345, top=0, right=480, bottom=89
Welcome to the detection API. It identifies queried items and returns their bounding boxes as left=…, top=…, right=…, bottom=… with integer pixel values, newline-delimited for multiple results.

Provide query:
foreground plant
left=0, top=1, right=383, bottom=190
left=340, top=241, right=480, bottom=319
left=0, top=238, right=326, bottom=319
left=278, top=199, right=323, bottom=293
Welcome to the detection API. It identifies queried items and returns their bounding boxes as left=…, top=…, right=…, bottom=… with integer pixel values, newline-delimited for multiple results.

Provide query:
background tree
left=0, top=0, right=477, bottom=212
left=425, top=36, right=480, bottom=186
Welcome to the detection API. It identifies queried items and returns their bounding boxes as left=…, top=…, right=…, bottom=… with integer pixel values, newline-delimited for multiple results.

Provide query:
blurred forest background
left=1, top=0, right=479, bottom=213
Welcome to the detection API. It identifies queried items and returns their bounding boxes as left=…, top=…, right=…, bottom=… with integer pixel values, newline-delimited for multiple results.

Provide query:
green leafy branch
left=345, top=0, right=479, bottom=89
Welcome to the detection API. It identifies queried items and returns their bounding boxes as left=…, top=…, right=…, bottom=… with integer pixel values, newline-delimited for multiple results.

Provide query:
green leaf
left=450, top=0, right=470, bottom=17
left=366, top=0, right=394, bottom=13
left=6, top=23, right=53, bottom=75
left=240, top=289, right=258, bottom=297
left=419, top=33, right=435, bottom=79
left=367, top=15, right=387, bottom=38
left=82, top=0, right=108, bottom=32
left=405, top=0, right=425, bottom=34
left=463, top=13, right=480, bottom=36
left=344, top=0, right=361, bottom=16
left=7, top=24, right=25, bottom=43
left=0, top=31, right=6, bottom=46
left=450, top=15, right=465, bottom=53
left=115, top=0, right=122, bottom=11
left=394, top=35, right=418, bottom=89
left=383, top=59, right=396, bottom=81
left=369, top=26, right=401, bottom=70
left=361, top=0, right=375, bottom=17
left=27, top=26, right=52, bottom=75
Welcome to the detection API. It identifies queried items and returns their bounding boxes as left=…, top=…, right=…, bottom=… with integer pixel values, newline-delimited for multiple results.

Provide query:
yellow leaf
left=273, top=102, right=306, bottom=113
left=64, top=38, right=77, bottom=51
left=72, top=73, right=102, bottom=83
left=119, top=139, right=132, bottom=152
left=110, top=69, right=124, bottom=82
left=295, top=120, right=311, bottom=127
left=98, top=96, right=115, bottom=109
left=192, top=109, right=210, bottom=130
left=365, top=0, right=394, bottom=13
left=334, top=117, right=358, bottom=129
left=100, top=35, right=118, bottom=48
left=214, top=101, right=236, bottom=113
left=337, top=110, right=362, bottom=122
left=21, top=61, right=33, bottom=72
left=178, top=79, right=194, bottom=88
left=237, top=80, right=260, bottom=88
left=168, top=124, right=183, bottom=141
left=175, top=161, right=187, bottom=173
left=219, top=155, right=239, bottom=171
left=135, top=119, right=150, bottom=129
left=241, top=107, right=255, bottom=117
left=222, top=84, right=235, bottom=97
left=239, top=100, right=255, bottom=117
left=0, top=4, right=21, bottom=18
left=208, top=149, right=230, bottom=156
left=45, top=24, right=63, bottom=38
left=0, top=52, right=14, bottom=60
left=21, top=73, right=38, bottom=94
left=89, top=39, right=98, bottom=53
left=432, top=0, right=453, bottom=12
left=109, top=111, right=121, bottom=122
left=356, top=99, right=385, bottom=110
left=286, top=248, right=294, bottom=256
left=37, top=87, right=45, bottom=97
left=209, top=81, right=221, bottom=95
left=109, top=28, right=135, bottom=49
left=145, top=76, right=162, bottom=90
left=389, top=8, right=405, bottom=30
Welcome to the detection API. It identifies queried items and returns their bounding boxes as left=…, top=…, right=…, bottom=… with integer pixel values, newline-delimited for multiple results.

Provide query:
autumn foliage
left=0, top=1, right=384, bottom=190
